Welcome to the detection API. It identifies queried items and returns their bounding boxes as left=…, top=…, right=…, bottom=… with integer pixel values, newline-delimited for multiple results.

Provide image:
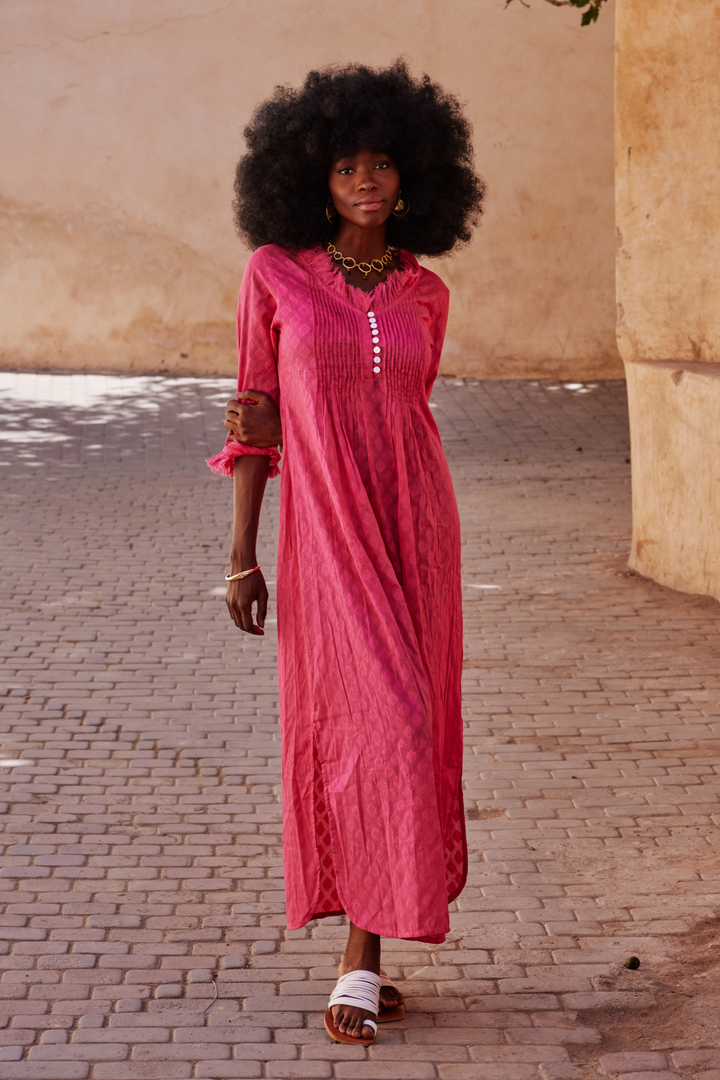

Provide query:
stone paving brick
left=0, top=1066, right=90, bottom=1079
left=437, top=1066, right=538, bottom=1080
left=611, top=1074, right=684, bottom=1080
left=599, top=1055, right=669, bottom=1075
left=539, top=1068, right=583, bottom=1080
left=672, top=1053, right=720, bottom=1070
left=507, top=1027, right=601, bottom=1044
left=93, top=1067, right=192, bottom=1079
left=1, top=373, right=719, bottom=1078
left=194, top=1067, right=263, bottom=1079
left=334, top=1066, right=435, bottom=1079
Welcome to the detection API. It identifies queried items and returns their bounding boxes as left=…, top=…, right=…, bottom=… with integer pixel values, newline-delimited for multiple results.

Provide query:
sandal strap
left=328, top=970, right=381, bottom=1015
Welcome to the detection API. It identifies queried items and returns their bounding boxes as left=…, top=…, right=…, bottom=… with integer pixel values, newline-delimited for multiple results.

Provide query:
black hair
left=234, top=59, right=485, bottom=257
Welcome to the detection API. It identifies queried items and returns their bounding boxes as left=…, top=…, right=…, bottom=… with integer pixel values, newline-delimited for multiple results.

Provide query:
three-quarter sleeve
left=424, top=280, right=450, bottom=401
left=206, top=249, right=282, bottom=478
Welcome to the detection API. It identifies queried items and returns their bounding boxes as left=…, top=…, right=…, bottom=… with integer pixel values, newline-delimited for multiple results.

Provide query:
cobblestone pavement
left=1, top=372, right=719, bottom=1080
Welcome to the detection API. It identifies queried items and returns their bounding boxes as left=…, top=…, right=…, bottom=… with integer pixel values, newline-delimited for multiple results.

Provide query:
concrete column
left=616, top=0, right=720, bottom=601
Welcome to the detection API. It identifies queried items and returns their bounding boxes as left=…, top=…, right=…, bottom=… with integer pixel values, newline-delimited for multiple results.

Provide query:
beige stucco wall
left=0, top=0, right=621, bottom=378
left=617, top=0, right=720, bottom=601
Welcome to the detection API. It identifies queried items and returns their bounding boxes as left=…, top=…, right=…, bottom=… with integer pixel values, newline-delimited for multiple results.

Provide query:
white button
left=367, top=311, right=375, bottom=318
left=373, top=346, right=381, bottom=354
left=373, top=366, right=381, bottom=374
left=372, top=336, right=379, bottom=343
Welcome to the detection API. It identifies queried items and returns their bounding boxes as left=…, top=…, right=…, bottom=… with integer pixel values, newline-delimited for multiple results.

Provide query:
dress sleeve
left=424, top=278, right=451, bottom=402
left=206, top=249, right=282, bottom=479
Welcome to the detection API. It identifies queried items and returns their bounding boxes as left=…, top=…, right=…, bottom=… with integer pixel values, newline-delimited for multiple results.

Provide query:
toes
left=352, top=1015, right=368, bottom=1038
left=331, top=1005, right=374, bottom=1040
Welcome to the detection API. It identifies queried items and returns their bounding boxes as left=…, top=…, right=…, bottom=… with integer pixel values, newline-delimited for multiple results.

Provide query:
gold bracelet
left=225, top=564, right=261, bottom=582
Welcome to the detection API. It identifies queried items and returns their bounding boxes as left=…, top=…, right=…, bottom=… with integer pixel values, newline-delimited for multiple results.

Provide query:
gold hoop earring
left=325, top=199, right=337, bottom=223
left=392, top=194, right=409, bottom=218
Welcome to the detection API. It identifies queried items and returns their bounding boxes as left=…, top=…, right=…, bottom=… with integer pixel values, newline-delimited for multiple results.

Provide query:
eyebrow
left=334, top=155, right=392, bottom=167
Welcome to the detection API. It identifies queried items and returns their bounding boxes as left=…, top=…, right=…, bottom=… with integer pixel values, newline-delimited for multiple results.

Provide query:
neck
left=330, top=222, right=388, bottom=261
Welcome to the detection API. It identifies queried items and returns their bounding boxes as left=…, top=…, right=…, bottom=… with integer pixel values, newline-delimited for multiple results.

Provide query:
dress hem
left=287, top=907, right=450, bottom=945
left=287, top=779, right=469, bottom=946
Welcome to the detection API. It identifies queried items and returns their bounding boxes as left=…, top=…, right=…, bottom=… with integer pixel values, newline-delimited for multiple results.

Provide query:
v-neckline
left=297, top=244, right=422, bottom=313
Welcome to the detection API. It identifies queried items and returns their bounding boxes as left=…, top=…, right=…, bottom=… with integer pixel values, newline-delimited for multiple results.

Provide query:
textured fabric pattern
left=206, top=438, right=281, bottom=478
left=217, top=244, right=466, bottom=943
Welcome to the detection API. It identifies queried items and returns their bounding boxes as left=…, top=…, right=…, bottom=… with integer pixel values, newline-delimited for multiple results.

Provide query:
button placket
left=367, top=310, right=381, bottom=375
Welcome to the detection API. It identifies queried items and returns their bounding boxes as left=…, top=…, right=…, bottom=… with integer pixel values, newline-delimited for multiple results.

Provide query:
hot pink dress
left=208, top=244, right=466, bottom=943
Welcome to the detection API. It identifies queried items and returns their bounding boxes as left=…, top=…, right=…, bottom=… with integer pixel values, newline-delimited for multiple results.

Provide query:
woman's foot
left=378, top=969, right=405, bottom=1016
left=331, top=923, right=380, bottom=1040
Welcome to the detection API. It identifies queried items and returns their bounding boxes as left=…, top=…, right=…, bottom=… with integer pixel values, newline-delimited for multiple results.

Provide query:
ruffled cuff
left=206, top=440, right=281, bottom=479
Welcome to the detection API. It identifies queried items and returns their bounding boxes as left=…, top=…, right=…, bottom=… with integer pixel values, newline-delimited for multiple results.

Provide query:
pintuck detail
left=306, top=272, right=428, bottom=397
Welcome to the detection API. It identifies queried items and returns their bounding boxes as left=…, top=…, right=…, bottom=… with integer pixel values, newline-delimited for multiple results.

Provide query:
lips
left=355, top=199, right=384, bottom=210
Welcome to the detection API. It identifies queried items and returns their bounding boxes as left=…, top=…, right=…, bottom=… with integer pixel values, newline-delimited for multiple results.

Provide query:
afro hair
left=234, top=60, right=485, bottom=257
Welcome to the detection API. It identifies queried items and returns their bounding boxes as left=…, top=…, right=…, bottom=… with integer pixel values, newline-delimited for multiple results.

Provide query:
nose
left=357, top=169, right=376, bottom=191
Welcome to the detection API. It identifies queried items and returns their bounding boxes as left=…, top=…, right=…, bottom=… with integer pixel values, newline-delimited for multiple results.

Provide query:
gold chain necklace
left=326, top=242, right=394, bottom=280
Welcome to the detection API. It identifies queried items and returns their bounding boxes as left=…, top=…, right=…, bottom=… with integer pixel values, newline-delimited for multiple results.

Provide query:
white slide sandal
left=324, top=969, right=381, bottom=1045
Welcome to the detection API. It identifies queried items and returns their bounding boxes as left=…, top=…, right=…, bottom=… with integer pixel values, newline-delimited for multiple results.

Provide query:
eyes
left=335, top=160, right=393, bottom=175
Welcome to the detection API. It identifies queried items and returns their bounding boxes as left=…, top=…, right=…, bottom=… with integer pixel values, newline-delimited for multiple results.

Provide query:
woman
left=207, top=60, right=484, bottom=1045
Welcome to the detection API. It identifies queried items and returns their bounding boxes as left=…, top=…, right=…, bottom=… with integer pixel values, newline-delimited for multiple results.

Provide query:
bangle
left=225, top=564, right=261, bottom=582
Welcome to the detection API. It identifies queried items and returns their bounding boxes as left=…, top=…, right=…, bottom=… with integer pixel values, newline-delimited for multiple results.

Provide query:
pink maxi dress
left=209, top=244, right=466, bottom=943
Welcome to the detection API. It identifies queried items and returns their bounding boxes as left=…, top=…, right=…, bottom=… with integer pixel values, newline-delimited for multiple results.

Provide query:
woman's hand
left=226, top=570, right=268, bottom=635
left=225, top=390, right=282, bottom=447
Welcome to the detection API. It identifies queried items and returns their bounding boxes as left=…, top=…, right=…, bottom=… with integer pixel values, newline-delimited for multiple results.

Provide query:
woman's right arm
left=225, top=455, right=272, bottom=635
